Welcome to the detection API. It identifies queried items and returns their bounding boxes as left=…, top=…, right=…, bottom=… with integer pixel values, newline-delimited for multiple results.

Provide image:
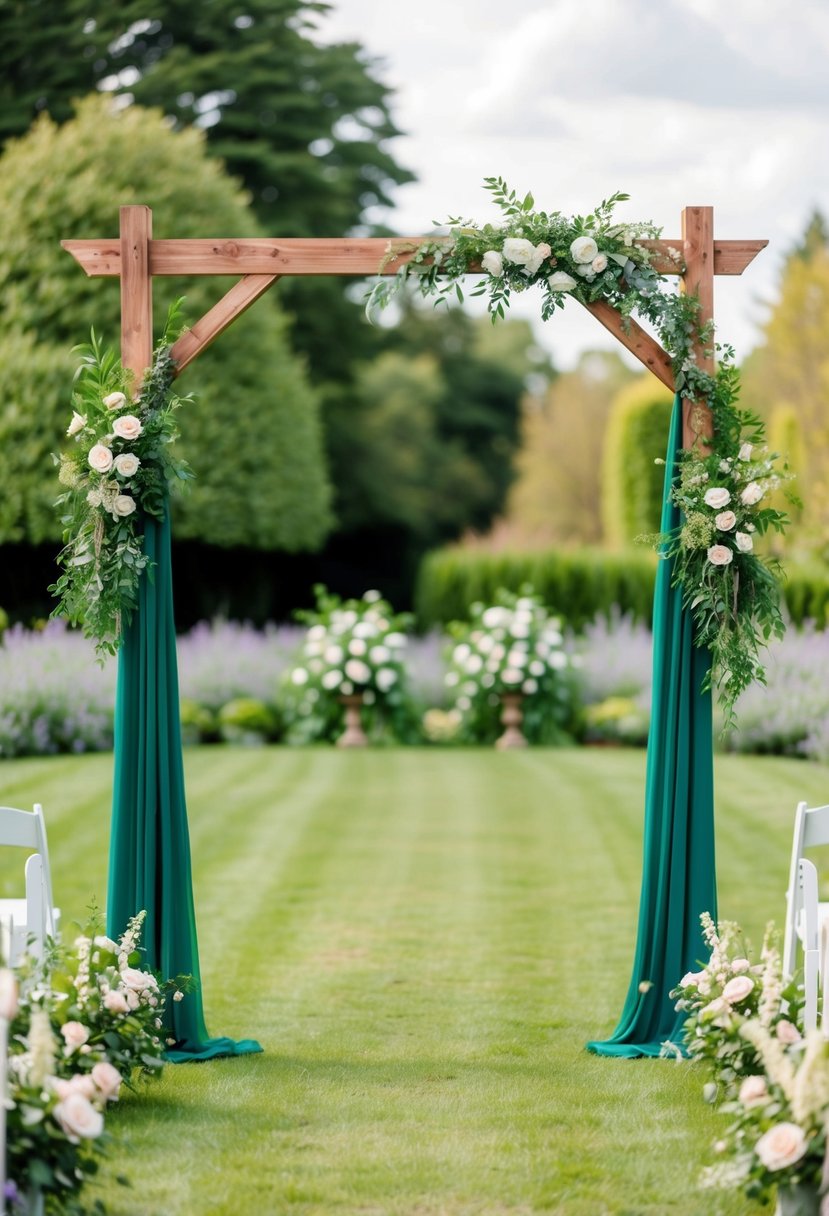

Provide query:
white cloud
left=317, top=0, right=829, bottom=368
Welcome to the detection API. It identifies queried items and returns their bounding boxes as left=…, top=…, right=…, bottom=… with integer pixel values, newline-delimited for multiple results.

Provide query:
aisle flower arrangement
left=6, top=911, right=181, bottom=1212
left=50, top=303, right=192, bottom=658
left=367, top=179, right=793, bottom=724
left=282, top=587, right=418, bottom=744
left=671, top=913, right=826, bottom=1210
left=444, top=589, right=577, bottom=744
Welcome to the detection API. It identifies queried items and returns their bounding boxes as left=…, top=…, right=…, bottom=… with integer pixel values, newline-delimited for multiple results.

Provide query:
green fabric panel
left=107, top=506, right=262, bottom=1062
left=587, top=394, right=717, bottom=1058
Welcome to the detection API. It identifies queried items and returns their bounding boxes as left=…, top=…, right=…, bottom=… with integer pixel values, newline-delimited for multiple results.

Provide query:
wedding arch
left=62, top=204, right=767, bottom=1059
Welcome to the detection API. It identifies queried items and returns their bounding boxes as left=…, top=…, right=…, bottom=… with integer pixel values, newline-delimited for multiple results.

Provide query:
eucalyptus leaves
left=50, top=305, right=192, bottom=657
left=367, top=178, right=793, bottom=722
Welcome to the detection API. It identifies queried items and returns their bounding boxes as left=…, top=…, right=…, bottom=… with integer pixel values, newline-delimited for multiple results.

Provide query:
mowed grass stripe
left=0, top=748, right=807, bottom=1215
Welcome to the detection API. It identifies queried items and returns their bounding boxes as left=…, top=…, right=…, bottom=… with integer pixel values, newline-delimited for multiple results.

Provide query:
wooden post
left=681, top=206, right=715, bottom=451
left=120, top=205, right=153, bottom=388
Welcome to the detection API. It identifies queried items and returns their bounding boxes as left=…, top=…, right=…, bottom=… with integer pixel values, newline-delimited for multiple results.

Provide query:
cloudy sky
left=319, top=0, right=829, bottom=369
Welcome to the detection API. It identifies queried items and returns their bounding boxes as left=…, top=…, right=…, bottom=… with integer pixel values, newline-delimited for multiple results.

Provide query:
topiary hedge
left=415, top=547, right=829, bottom=632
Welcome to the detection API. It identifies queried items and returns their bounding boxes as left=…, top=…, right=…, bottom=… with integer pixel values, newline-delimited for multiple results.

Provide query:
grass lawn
left=1, top=746, right=824, bottom=1215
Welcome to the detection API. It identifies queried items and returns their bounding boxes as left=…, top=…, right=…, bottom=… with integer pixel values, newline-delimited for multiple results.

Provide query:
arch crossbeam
left=62, top=205, right=768, bottom=449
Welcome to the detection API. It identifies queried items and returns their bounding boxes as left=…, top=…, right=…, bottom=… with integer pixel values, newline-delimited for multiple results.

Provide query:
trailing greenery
left=50, top=308, right=191, bottom=657
left=601, top=378, right=673, bottom=547
left=415, top=546, right=659, bottom=631
left=369, top=178, right=793, bottom=723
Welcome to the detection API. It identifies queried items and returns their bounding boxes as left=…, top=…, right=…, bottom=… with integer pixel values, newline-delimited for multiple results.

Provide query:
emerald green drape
left=107, top=506, right=262, bottom=1062
left=587, top=394, right=717, bottom=1058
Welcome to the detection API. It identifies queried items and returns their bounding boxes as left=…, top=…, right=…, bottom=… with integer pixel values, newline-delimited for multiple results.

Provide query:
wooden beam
left=62, top=235, right=768, bottom=279
left=120, top=205, right=153, bottom=387
left=169, top=274, right=281, bottom=376
left=681, top=206, right=715, bottom=450
left=580, top=298, right=675, bottom=391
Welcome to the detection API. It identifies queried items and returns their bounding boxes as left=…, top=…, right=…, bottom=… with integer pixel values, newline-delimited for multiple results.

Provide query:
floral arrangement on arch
left=444, top=589, right=577, bottom=745
left=367, top=179, right=794, bottom=723
left=669, top=913, right=827, bottom=1210
left=50, top=303, right=192, bottom=658
left=283, top=586, right=418, bottom=744
left=4, top=909, right=185, bottom=1212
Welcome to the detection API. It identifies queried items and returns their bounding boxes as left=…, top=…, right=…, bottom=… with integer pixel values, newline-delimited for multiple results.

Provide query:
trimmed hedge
left=415, top=548, right=658, bottom=630
left=415, top=547, right=829, bottom=632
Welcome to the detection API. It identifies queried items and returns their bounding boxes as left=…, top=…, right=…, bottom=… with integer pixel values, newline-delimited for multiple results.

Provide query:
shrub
left=218, top=697, right=280, bottom=744
left=601, top=377, right=673, bottom=548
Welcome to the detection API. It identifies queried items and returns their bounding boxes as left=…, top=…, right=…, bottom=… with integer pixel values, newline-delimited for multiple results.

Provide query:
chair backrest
left=783, top=801, right=829, bottom=983
left=0, top=804, right=56, bottom=936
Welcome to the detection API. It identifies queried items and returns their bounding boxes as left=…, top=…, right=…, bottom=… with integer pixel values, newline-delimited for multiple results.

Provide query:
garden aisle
left=2, top=747, right=821, bottom=1215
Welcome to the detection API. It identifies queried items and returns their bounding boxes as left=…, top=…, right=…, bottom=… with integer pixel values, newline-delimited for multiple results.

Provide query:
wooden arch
left=63, top=206, right=767, bottom=448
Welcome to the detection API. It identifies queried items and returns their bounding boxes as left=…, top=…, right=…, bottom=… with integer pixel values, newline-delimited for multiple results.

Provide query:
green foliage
left=50, top=316, right=192, bottom=656
left=415, top=546, right=658, bottom=632
left=0, top=95, right=331, bottom=551
left=218, top=697, right=280, bottom=744
left=601, top=377, right=672, bottom=547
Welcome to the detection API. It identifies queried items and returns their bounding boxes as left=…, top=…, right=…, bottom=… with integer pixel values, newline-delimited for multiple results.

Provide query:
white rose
left=369, top=645, right=390, bottom=664
left=481, top=250, right=504, bottom=277
left=707, top=545, right=733, bottom=567
left=91, top=1061, right=122, bottom=1101
left=548, top=651, right=568, bottom=670
left=103, top=391, right=127, bottom=411
left=112, top=414, right=143, bottom=441
left=376, top=667, right=398, bottom=693
left=575, top=263, right=595, bottom=278
left=348, top=638, right=367, bottom=656
left=0, top=968, right=18, bottom=1021
left=464, top=654, right=483, bottom=674
left=722, top=975, right=754, bottom=1003
left=113, top=453, right=140, bottom=478
left=502, top=668, right=523, bottom=685
left=755, top=1122, right=809, bottom=1171
left=94, top=935, right=118, bottom=953
left=53, top=1093, right=104, bottom=1142
left=738, top=1075, right=770, bottom=1108
left=776, top=1019, right=802, bottom=1044
left=61, top=1021, right=90, bottom=1049
left=291, top=668, right=308, bottom=685
left=67, top=411, right=87, bottom=436
left=324, top=644, right=344, bottom=665
left=53, top=1075, right=97, bottom=1101
left=501, top=237, right=535, bottom=266
left=385, top=632, right=406, bottom=649
left=731, top=958, right=751, bottom=973
left=524, top=242, right=552, bottom=275
left=307, top=624, right=326, bottom=642
left=679, top=970, right=705, bottom=988
left=738, top=442, right=753, bottom=461
left=522, top=678, right=538, bottom=695
left=547, top=271, right=578, bottom=293
left=88, top=444, right=114, bottom=474
left=120, top=966, right=154, bottom=992
left=741, top=481, right=765, bottom=506
left=344, top=658, right=371, bottom=684
left=703, top=487, right=731, bottom=509
left=570, top=235, right=599, bottom=264
left=735, top=531, right=753, bottom=553
left=103, top=989, right=129, bottom=1014
left=112, top=495, right=137, bottom=517
left=591, top=253, right=608, bottom=273
left=715, top=511, right=737, bottom=531
left=321, top=669, right=343, bottom=690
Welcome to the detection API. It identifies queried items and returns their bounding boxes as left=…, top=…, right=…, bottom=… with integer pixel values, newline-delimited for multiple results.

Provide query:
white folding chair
left=783, top=801, right=829, bottom=1033
left=0, top=804, right=60, bottom=966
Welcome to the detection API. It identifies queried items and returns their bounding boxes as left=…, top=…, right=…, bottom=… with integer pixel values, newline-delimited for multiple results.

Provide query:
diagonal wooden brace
left=169, top=274, right=281, bottom=375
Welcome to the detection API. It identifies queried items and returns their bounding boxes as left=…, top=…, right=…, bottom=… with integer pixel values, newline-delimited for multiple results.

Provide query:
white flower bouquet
left=5, top=909, right=184, bottom=1210
left=670, top=913, right=827, bottom=1210
left=444, top=589, right=576, bottom=744
left=283, top=586, right=417, bottom=743
left=50, top=304, right=192, bottom=657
